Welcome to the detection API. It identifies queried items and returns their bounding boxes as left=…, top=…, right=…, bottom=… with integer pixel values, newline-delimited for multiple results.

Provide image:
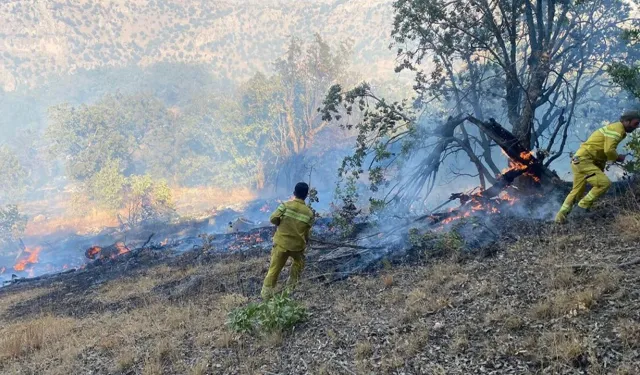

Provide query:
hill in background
left=0, top=0, right=397, bottom=92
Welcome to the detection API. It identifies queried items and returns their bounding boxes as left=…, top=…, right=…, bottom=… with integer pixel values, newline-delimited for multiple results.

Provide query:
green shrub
left=623, top=133, right=640, bottom=175
left=227, top=293, right=308, bottom=334
left=434, top=231, right=464, bottom=253
left=0, top=205, right=27, bottom=243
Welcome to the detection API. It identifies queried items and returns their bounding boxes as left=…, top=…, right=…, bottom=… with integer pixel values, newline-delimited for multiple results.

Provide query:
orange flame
left=86, top=246, right=102, bottom=258
left=115, top=242, right=130, bottom=256
left=14, top=246, right=42, bottom=271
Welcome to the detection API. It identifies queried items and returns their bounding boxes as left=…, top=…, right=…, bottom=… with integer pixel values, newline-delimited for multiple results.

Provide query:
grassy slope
left=1, top=192, right=640, bottom=374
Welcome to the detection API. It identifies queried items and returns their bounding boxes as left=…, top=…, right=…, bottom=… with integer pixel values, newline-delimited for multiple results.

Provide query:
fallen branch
left=139, top=233, right=155, bottom=250
left=310, top=238, right=384, bottom=250
left=619, top=257, right=640, bottom=268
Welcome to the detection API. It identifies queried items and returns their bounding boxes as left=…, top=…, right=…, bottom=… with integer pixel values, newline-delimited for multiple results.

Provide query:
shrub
left=227, top=293, right=308, bottom=334
left=0, top=205, right=27, bottom=244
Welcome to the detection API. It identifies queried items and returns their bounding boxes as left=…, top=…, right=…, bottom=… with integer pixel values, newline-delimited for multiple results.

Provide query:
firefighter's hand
left=616, top=154, right=627, bottom=163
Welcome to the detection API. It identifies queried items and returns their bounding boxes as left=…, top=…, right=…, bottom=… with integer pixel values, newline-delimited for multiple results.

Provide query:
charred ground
left=0, top=186, right=639, bottom=374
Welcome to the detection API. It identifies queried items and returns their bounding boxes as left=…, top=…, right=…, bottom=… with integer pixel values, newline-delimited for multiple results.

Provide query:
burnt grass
left=1, top=190, right=640, bottom=374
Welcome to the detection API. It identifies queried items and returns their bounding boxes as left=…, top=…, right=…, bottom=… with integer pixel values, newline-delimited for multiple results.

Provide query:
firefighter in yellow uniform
left=261, top=182, right=315, bottom=299
left=555, top=110, right=640, bottom=223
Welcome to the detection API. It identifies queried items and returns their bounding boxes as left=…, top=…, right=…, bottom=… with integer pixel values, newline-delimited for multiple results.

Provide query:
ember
left=85, top=242, right=130, bottom=260
left=14, top=246, right=42, bottom=272
left=86, top=246, right=102, bottom=259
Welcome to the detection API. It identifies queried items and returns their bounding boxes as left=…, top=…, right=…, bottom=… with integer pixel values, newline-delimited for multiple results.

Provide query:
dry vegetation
left=22, top=186, right=256, bottom=237
left=1, top=193, right=640, bottom=374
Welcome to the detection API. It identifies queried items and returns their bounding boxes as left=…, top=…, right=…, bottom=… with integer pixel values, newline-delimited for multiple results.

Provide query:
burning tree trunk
left=420, top=116, right=568, bottom=225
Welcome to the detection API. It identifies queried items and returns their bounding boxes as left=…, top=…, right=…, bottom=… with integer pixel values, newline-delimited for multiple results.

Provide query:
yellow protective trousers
left=555, top=155, right=611, bottom=222
left=261, top=245, right=305, bottom=299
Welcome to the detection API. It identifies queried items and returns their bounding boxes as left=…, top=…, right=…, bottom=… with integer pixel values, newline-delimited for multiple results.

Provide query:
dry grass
left=382, top=274, right=394, bottom=288
left=217, top=293, right=248, bottom=312
left=172, top=186, right=256, bottom=219
left=548, top=268, right=578, bottom=290
left=539, top=331, right=586, bottom=364
left=191, top=359, right=209, bottom=375
left=263, top=331, right=283, bottom=347
left=420, top=262, right=468, bottom=292
left=95, top=275, right=161, bottom=303
left=23, top=186, right=256, bottom=237
left=615, top=212, right=640, bottom=241
left=399, top=329, right=429, bottom=357
left=404, top=288, right=450, bottom=322
left=617, top=319, right=640, bottom=349
left=533, top=267, right=621, bottom=321
left=0, top=287, right=53, bottom=317
left=0, top=291, right=234, bottom=374
left=0, top=315, right=76, bottom=362
left=532, top=291, right=588, bottom=319
left=451, top=329, right=469, bottom=353
left=354, top=340, right=373, bottom=360
left=485, top=307, right=524, bottom=331
left=115, top=350, right=136, bottom=372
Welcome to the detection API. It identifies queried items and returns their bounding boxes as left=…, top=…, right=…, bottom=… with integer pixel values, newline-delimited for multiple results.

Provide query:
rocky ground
left=0, top=187, right=639, bottom=374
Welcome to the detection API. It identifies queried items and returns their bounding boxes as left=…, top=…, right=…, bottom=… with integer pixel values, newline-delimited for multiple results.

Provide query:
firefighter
left=555, top=110, right=640, bottom=223
left=261, top=182, right=315, bottom=299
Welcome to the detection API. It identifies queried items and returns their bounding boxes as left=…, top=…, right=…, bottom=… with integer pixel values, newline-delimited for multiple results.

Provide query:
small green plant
left=434, top=231, right=464, bottom=253
left=307, top=186, right=320, bottom=219
left=331, top=176, right=362, bottom=236
left=227, top=293, right=308, bottom=334
left=408, top=228, right=438, bottom=248
left=623, top=133, right=640, bottom=176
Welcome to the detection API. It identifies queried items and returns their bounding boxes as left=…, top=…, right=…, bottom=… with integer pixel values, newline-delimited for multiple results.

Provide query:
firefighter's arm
left=270, top=204, right=286, bottom=226
left=304, top=217, right=314, bottom=244
left=603, top=129, right=624, bottom=161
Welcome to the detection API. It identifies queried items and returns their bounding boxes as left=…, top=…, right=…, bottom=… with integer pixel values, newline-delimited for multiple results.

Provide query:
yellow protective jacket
left=270, top=198, right=314, bottom=252
left=575, top=122, right=626, bottom=169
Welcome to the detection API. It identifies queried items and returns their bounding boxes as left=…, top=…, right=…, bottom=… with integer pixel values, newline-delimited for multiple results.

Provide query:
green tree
left=322, top=0, right=633, bottom=204
left=46, top=93, right=174, bottom=182
left=122, top=174, right=175, bottom=226
left=610, top=29, right=640, bottom=99
left=610, top=29, right=640, bottom=174
left=238, top=35, right=354, bottom=189
left=0, top=146, right=28, bottom=203
left=0, top=204, right=27, bottom=243
left=88, top=158, right=126, bottom=209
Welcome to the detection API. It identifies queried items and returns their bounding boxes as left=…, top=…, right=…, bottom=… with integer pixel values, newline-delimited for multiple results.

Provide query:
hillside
left=1, top=187, right=639, bottom=374
left=0, top=0, right=396, bottom=91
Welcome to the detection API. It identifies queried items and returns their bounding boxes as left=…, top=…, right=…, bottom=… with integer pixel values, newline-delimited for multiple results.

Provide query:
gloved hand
left=616, top=154, right=627, bottom=163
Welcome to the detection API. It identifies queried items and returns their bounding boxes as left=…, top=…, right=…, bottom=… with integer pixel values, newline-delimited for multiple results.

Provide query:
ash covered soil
left=1, top=193, right=640, bottom=374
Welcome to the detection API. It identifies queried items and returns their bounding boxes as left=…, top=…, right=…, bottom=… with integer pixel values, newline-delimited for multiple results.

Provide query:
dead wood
left=618, top=257, right=640, bottom=268
left=139, top=233, right=155, bottom=249
left=310, top=238, right=383, bottom=250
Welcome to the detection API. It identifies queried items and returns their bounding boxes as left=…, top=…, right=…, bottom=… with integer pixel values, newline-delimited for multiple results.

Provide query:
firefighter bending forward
left=261, top=182, right=314, bottom=299
left=555, top=110, right=640, bottom=223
